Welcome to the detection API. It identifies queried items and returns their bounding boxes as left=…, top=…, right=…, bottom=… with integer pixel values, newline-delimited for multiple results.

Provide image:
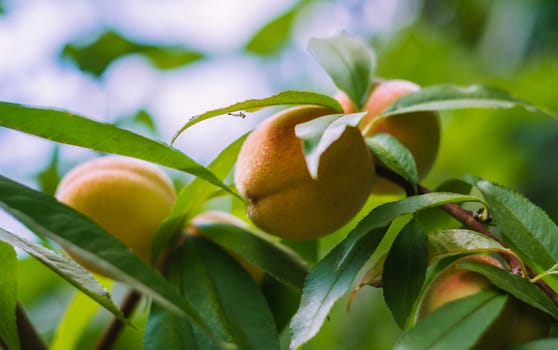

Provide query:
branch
left=376, top=165, right=558, bottom=306
left=94, top=290, right=141, bottom=350
left=16, top=302, right=48, bottom=350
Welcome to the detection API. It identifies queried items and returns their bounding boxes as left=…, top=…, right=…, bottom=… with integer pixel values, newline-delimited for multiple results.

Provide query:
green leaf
left=289, top=226, right=388, bottom=350
left=309, top=34, right=375, bottom=109
left=151, top=134, right=246, bottom=262
left=382, top=84, right=556, bottom=120
left=294, top=112, right=366, bottom=178
left=145, top=235, right=279, bottom=350
left=0, top=227, right=122, bottom=322
left=0, top=241, right=19, bottom=350
left=193, top=222, right=308, bottom=290
left=245, top=7, right=298, bottom=55
left=366, top=133, right=419, bottom=192
left=339, top=192, right=488, bottom=267
left=383, top=219, right=428, bottom=328
left=396, top=290, right=507, bottom=350
left=0, top=101, right=230, bottom=193
left=51, top=284, right=112, bottom=350
left=476, top=180, right=558, bottom=270
left=428, top=229, right=506, bottom=263
left=63, top=30, right=204, bottom=76
left=458, top=260, right=558, bottom=320
left=0, top=175, right=223, bottom=344
left=171, top=90, right=342, bottom=143
left=507, top=338, right=558, bottom=350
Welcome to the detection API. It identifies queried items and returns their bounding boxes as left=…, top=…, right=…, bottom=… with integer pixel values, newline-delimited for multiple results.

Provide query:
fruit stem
left=376, top=165, right=558, bottom=307
left=94, top=290, right=141, bottom=350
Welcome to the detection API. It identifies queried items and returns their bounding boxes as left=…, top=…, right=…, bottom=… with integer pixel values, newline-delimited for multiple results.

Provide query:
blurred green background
left=1, top=0, right=558, bottom=349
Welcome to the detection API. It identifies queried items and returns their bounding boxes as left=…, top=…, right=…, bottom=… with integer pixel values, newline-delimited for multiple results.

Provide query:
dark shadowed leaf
left=295, top=112, right=366, bottom=178
left=383, top=219, right=428, bottom=328
left=171, top=91, right=342, bottom=143
left=309, top=35, right=375, bottom=109
left=0, top=175, right=223, bottom=344
left=0, top=241, right=19, bottom=350
left=0, top=101, right=230, bottom=193
left=382, top=84, right=556, bottom=120
left=0, top=227, right=121, bottom=322
left=289, top=226, right=388, bottom=350
left=458, top=259, right=558, bottom=319
left=396, top=290, right=507, bottom=350
left=366, top=133, right=419, bottom=192
left=476, top=180, right=558, bottom=270
left=145, top=235, right=279, bottom=350
left=63, top=31, right=203, bottom=76
left=194, top=222, right=308, bottom=290
left=428, top=229, right=506, bottom=263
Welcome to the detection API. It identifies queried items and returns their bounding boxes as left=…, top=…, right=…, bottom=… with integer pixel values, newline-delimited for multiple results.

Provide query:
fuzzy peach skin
left=416, top=255, right=550, bottom=350
left=338, top=80, right=440, bottom=194
left=55, top=156, right=176, bottom=276
left=234, top=105, right=375, bottom=240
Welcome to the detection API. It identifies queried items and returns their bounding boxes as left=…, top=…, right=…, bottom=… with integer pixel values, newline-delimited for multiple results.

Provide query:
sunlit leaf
left=151, top=134, right=246, bottom=262
left=0, top=101, right=230, bottom=193
left=295, top=112, right=366, bottom=178
left=0, top=241, right=19, bottom=350
left=289, top=226, right=388, bottom=350
left=51, top=282, right=112, bottom=350
left=145, top=235, right=279, bottom=350
left=383, top=219, right=428, bottom=328
left=458, top=259, right=558, bottom=319
left=0, top=175, right=222, bottom=343
left=309, top=34, right=375, bottom=109
left=171, top=90, right=342, bottom=143
left=366, top=133, right=419, bottom=193
left=476, top=180, right=558, bottom=270
left=63, top=30, right=203, bottom=76
left=382, top=84, right=556, bottom=120
left=35, top=146, right=61, bottom=195
left=428, top=229, right=507, bottom=263
left=339, top=192, right=488, bottom=267
left=396, top=290, right=507, bottom=350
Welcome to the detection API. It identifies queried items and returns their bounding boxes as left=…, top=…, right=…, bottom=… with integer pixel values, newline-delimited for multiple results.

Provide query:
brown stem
left=94, top=290, right=142, bottom=350
left=16, top=302, right=48, bottom=350
left=377, top=165, right=558, bottom=306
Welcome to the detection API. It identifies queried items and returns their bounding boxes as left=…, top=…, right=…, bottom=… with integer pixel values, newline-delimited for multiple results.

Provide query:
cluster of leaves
left=1, top=34, right=558, bottom=350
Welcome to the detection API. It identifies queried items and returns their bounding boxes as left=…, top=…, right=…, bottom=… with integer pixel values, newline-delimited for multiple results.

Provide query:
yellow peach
left=55, top=156, right=176, bottom=276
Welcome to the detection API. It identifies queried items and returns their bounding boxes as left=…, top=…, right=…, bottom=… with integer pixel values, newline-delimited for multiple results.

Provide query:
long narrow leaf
left=476, top=180, right=558, bottom=270
left=0, top=101, right=229, bottom=192
left=289, top=226, right=388, bottom=350
left=382, top=84, right=556, bottom=120
left=0, top=227, right=122, bottom=322
left=171, top=90, right=342, bottom=143
left=0, top=175, right=225, bottom=345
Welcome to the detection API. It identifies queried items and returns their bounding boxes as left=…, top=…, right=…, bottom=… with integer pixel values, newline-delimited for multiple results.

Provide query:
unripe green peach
left=337, top=79, right=441, bottom=194
left=55, top=156, right=176, bottom=276
left=186, top=211, right=265, bottom=284
left=234, top=105, right=375, bottom=240
left=416, top=255, right=551, bottom=349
